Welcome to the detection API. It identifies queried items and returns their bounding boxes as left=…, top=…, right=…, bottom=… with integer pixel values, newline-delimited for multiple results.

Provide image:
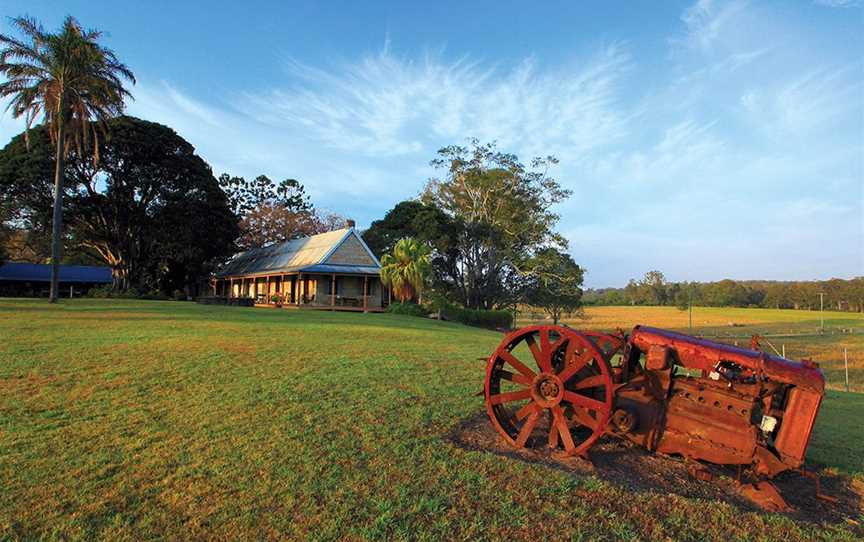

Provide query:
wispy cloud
left=236, top=44, right=632, bottom=159
left=772, top=66, right=862, bottom=134
left=814, top=0, right=862, bottom=7
left=161, top=83, right=224, bottom=128
left=674, top=0, right=750, bottom=53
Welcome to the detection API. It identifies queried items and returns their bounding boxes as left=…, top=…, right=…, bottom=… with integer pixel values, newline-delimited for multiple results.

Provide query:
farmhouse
left=213, top=221, right=387, bottom=311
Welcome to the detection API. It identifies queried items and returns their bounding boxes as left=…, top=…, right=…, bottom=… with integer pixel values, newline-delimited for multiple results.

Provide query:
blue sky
left=1, top=0, right=862, bottom=287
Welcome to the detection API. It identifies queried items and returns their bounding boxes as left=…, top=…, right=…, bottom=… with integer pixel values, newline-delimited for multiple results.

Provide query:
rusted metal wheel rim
left=484, top=325, right=614, bottom=457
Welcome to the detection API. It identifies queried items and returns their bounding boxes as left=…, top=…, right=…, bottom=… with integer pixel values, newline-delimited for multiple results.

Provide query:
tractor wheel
left=484, top=325, right=615, bottom=457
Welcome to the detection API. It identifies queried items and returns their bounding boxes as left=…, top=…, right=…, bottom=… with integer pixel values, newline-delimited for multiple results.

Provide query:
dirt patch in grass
left=448, top=411, right=864, bottom=530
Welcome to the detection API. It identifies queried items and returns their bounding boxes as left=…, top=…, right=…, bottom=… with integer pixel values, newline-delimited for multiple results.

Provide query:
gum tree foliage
left=522, top=248, right=585, bottom=324
left=218, top=173, right=343, bottom=250
left=0, top=117, right=238, bottom=293
left=421, top=139, right=571, bottom=310
left=674, top=281, right=703, bottom=311
left=623, top=270, right=669, bottom=305
left=0, top=16, right=135, bottom=301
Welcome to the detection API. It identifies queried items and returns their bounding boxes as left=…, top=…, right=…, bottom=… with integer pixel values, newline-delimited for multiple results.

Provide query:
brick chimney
left=345, top=219, right=356, bottom=229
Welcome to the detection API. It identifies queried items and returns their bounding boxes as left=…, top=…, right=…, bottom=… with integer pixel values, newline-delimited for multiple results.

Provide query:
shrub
left=197, top=296, right=254, bottom=307
left=420, top=295, right=513, bottom=330
left=86, top=285, right=140, bottom=299
left=87, top=286, right=173, bottom=300
left=86, top=284, right=113, bottom=298
left=441, top=305, right=513, bottom=330
left=386, top=301, right=430, bottom=317
left=172, top=289, right=187, bottom=301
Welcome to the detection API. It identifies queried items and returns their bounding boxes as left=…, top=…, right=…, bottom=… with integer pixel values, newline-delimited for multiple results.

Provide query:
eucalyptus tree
left=0, top=16, right=134, bottom=301
left=422, top=139, right=571, bottom=309
left=523, top=248, right=584, bottom=325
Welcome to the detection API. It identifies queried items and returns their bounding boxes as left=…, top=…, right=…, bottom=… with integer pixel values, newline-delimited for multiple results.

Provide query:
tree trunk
left=49, top=115, right=66, bottom=303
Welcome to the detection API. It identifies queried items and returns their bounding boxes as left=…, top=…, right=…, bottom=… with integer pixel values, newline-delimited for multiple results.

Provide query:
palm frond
left=0, top=14, right=135, bottom=158
left=379, top=238, right=432, bottom=303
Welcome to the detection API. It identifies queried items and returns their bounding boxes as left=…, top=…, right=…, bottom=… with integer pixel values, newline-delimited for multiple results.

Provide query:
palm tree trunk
left=48, top=114, right=65, bottom=303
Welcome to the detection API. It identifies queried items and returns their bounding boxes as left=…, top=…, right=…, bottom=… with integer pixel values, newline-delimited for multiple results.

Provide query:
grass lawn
left=1, top=299, right=862, bottom=541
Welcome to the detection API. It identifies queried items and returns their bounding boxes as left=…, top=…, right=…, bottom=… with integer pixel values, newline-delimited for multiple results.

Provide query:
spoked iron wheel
left=484, top=325, right=614, bottom=457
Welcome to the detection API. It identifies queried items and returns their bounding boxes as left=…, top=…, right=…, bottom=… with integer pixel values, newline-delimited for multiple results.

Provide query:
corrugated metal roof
left=300, top=264, right=380, bottom=275
left=216, top=228, right=381, bottom=278
left=0, top=263, right=112, bottom=283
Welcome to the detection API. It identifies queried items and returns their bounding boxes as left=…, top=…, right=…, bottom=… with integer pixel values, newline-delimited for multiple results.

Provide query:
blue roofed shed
left=0, top=262, right=112, bottom=297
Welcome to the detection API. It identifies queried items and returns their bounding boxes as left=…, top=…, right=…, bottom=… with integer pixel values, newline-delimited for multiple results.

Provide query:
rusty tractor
left=483, top=325, right=828, bottom=510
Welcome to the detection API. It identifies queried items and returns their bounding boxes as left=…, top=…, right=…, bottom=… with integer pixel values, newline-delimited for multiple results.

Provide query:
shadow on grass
left=448, top=411, right=863, bottom=529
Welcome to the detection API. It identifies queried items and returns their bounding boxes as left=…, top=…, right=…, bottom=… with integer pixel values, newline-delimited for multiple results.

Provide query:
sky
left=1, top=0, right=862, bottom=287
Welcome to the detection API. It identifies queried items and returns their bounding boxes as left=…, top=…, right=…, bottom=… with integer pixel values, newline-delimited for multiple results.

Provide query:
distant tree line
left=583, top=270, right=864, bottom=312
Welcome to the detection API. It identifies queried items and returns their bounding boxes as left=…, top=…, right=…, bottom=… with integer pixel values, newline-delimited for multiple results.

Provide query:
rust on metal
left=482, top=324, right=828, bottom=511
left=737, top=481, right=792, bottom=512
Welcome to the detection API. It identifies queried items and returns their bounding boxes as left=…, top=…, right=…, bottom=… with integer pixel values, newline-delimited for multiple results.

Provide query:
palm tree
left=0, top=16, right=135, bottom=302
left=380, top=238, right=431, bottom=303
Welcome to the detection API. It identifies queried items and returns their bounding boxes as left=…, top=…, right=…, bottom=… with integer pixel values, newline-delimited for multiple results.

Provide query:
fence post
left=845, top=348, right=850, bottom=393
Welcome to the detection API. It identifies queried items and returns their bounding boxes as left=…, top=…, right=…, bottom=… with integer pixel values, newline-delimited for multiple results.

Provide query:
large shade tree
left=0, top=117, right=238, bottom=294
left=0, top=16, right=135, bottom=302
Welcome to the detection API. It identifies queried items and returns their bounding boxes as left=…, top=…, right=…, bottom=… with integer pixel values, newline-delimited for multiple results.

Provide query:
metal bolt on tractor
left=483, top=324, right=831, bottom=511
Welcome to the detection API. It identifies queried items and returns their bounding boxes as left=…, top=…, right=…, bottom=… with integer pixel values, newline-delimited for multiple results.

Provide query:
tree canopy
left=0, top=116, right=237, bottom=294
left=420, top=139, right=571, bottom=310
left=523, top=248, right=585, bottom=324
left=0, top=15, right=135, bottom=301
left=362, top=200, right=456, bottom=258
left=219, top=174, right=343, bottom=250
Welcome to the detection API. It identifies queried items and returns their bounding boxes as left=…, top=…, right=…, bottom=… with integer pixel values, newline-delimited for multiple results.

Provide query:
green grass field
left=1, top=299, right=862, bottom=541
